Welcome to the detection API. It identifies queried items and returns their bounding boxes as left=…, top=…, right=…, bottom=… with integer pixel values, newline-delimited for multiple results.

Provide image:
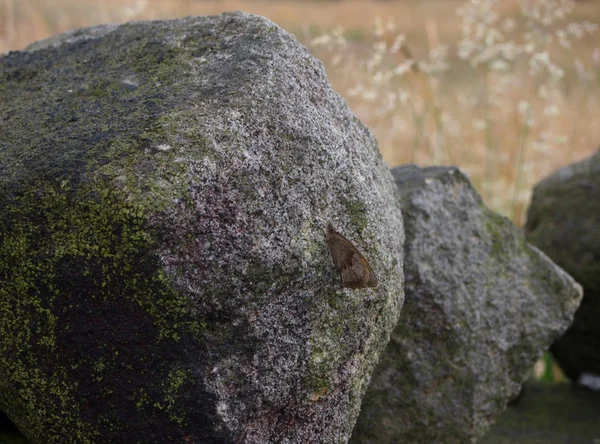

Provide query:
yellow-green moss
left=483, top=209, right=508, bottom=260
left=0, top=177, right=201, bottom=440
left=342, top=197, right=369, bottom=234
left=306, top=291, right=368, bottom=396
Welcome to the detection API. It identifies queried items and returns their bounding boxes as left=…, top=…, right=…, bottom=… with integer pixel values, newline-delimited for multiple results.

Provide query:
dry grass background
left=1, top=0, right=598, bottom=381
left=2, top=0, right=599, bottom=223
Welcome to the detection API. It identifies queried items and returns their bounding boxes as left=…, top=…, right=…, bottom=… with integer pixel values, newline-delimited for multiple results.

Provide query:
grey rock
left=0, top=13, right=404, bottom=443
left=351, top=165, right=581, bottom=444
left=480, top=382, right=600, bottom=443
left=525, top=151, right=600, bottom=381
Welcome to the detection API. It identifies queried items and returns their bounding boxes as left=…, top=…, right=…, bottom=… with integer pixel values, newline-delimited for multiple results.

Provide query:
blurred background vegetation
left=2, top=0, right=598, bottom=384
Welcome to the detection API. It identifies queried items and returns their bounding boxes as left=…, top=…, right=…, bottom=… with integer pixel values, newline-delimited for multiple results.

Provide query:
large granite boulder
left=351, top=166, right=582, bottom=443
left=0, top=13, right=404, bottom=443
left=525, top=151, right=600, bottom=383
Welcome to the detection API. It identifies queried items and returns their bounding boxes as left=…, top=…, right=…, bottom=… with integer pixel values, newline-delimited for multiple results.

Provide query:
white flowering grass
left=311, top=0, right=600, bottom=224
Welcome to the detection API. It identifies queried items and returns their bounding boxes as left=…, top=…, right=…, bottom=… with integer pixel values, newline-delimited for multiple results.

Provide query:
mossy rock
left=0, top=13, right=404, bottom=443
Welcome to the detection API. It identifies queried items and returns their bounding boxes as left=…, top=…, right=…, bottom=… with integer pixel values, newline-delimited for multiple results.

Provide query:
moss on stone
left=483, top=209, right=509, bottom=260
left=342, top=197, right=369, bottom=234
left=0, top=177, right=204, bottom=440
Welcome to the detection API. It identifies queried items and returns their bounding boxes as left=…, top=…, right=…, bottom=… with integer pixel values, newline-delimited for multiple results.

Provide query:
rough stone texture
left=525, top=151, right=600, bottom=382
left=0, top=13, right=405, bottom=443
left=480, top=382, right=600, bottom=443
left=350, top=165, right=582, bottom=444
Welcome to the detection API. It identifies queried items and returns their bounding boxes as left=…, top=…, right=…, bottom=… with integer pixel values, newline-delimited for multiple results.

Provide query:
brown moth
left=325, top=223, right=378, bottom=289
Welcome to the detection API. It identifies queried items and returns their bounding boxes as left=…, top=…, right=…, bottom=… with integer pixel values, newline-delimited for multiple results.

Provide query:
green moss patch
left=0, top=178, right=205, bottom=441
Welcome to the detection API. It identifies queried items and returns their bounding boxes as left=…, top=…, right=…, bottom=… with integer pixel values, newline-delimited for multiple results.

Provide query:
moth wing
left=326, top=225, right=378, bottom=289
left=366, top=264, right=378, bottom=288
left=344, top=250, right=378, bottom=289
left=326, top=231, right=356, bottom=271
